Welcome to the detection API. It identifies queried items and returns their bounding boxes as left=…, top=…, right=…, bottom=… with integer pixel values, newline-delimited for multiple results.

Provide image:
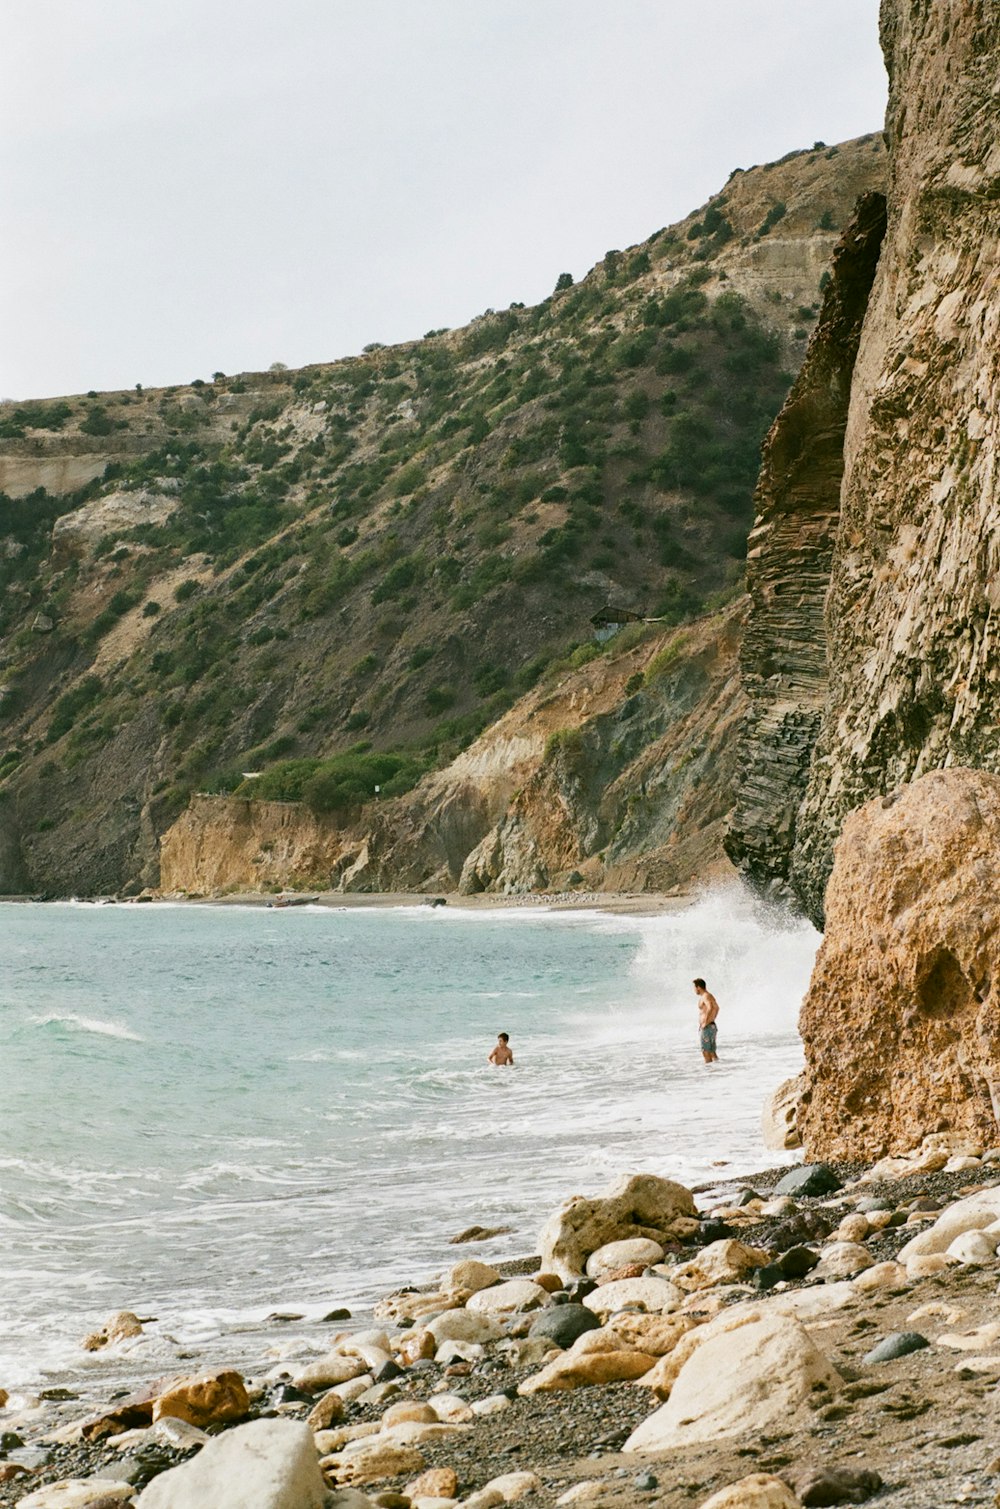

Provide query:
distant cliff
left=731, top=0, right=999, bottom=925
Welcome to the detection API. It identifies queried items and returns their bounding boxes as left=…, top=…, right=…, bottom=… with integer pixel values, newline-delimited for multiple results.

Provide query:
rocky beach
left=5, top=1136, right=1000, bottom=1509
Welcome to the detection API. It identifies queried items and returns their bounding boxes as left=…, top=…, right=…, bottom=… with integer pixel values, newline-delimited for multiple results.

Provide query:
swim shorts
left=700, top=1022, right=718, bottom=1054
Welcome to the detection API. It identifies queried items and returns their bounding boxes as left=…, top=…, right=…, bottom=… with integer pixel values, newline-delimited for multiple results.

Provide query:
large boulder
left=797, top=770, right=1000, bottom=1159
left=539, top=1173, right=698, bottom=1281
left=136, top=1418, right=326, bottom=1508
left=624, top=1308, right=843, bottom=1452
left=896, top=1187, right=1000, bottom=1261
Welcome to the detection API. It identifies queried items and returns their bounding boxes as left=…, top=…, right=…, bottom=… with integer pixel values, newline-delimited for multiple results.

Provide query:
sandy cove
left=4, top=1142, right=1000, bottom=1508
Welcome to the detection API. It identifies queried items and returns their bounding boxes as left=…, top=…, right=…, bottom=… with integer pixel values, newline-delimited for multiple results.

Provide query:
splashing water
left=0, top=888, right=818, bottom=1394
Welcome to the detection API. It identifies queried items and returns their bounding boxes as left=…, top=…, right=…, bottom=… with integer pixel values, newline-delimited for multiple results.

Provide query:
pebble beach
left=5, top=1138, right=1000, bottom=1508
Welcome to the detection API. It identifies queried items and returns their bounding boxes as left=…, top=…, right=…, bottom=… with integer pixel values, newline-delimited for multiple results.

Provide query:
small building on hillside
left=590, top=605, right=643, bottom=643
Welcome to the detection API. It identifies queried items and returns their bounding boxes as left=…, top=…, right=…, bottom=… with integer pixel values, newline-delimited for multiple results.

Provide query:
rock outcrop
left=725, top=193, right=886, bottom=900
left=732, top=0, right=1000, bottom=924
left=798, top=768, right=1000, bottom=1160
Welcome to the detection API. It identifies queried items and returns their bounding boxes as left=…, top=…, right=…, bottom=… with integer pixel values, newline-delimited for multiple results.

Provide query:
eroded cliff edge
left=732, top=0, right=1000, bottom=925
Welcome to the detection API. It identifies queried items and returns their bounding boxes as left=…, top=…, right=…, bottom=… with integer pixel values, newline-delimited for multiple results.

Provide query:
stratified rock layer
left=725, top=193, right=886, bottom=898
left=733, top=0, right=1000, bottom=924
left=798, top=768, right=1000, bottom=1160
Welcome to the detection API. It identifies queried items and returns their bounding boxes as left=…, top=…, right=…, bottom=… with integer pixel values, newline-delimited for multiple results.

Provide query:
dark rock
left=863, top=1331, right=930, bottom=1365
left=633, top=1472, right=658, bottom=1491
left=788, top=1463, right=883, bottom=1505
left=736, top=1188, right=761, bottom=1206
left=698, top=1219, right=735, bottom=1244
left=530, top=1304, right=602, bottom=1349
left=0, top=1432, right=24, bottom=1452
left=38, top=1387, right=79, bottom=1401
left=854, top=1197, right=893, bottom=1213
left=322, top=1307, right=352, bottom=1322
left=449, top=1225, right=514, bottom=1244
left=774, top=1164, right=843, bottom=1198
left=905, top=1196, right=942, bottom=1213
left=770, top=1211, right=833, bottom=1250
left=778, top=1245, right=821, bottom=1279
left=374, top=1359, right=404, bottom=1383
left=269, top=1383, right=311, bottom=1405
left=565, top=1279, right=597, bottom=1302
left=755, top=1263, right=784, bottom=1292
left=266, top=1311, right=305, bottom=1323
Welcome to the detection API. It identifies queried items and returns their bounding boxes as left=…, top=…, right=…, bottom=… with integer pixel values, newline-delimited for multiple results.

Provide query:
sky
left=1, top=0, right=887, bottom=401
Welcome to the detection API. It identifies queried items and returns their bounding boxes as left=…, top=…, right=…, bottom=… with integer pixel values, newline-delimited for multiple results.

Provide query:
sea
left=0, top=887, right=819, bottom=1399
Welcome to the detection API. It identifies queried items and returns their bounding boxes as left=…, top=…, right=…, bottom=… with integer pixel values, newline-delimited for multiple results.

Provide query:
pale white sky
left=1, top=1, right=887, bottom=400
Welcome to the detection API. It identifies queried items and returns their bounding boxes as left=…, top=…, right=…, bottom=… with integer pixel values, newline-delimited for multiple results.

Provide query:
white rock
left=946, top=1230, right=999, bottom=1265
left=474, top=1471, right=542, bottom=1503
left=471, top=1393, right=511, bottom=1416
left=953, top=1354, right=1000, bottom=1373
left=943, top=1156, right=982, bottom=1173
left=539, top=1172, right=697, bottom=1280
left=813, top=1241, right=874, bottom=1279
left=759, top=1197, right=797, bottom=1218
left=17, top=1485, right=134, bottom=1509
left=583, top=1276, right=683, bottom=1316
left=431, top=1393, right=475, bottom=1423
left=585, top=1237, right=665, bottom=1278
left=466, top=1279, right=548, bottom=1315
left=292, top=1353, right=366, bottom=1391
left=853, top=1261, right=909, bottom=1292
left=379, top=1421, right=466, bottom=1446
left=556, top=1483, right=608, bottom=1505
left=768, top=1282, right=858, bottom=1319
left=425, top=1309, right=503, bottom=1345
left=834, top=1213, right=871, bottom=1243
left=623, top=1309, right=843, bottom=1453
left=935, top=1320, right=1000, bottom=1351
left=905, top=1253, right=958, bottom=1280
left=336, top=1328, right=392, bottom=1354
left=446, top=1260, right=500, bottom=1293
left=332, top=1375, right=374, bottom=1403
left=698, top=1475, right=800, bottom=1509
left=136, top=1418, right=326, bottom=1508
left=896, top=1188, right=1000, bottom=1260
left=670, top=1240, right=770, bottom=1291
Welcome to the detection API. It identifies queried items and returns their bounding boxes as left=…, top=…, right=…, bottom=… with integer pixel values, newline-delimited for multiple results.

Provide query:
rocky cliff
left=798, top=768, right=1000, bottom=1159
left=733, top=1, right=1000, bottom=925
left=161, top=603, right=744, bottom=897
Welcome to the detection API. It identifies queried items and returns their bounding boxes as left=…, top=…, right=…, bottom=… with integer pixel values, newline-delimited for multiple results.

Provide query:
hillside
left=0, top=134, right=885, bottom=896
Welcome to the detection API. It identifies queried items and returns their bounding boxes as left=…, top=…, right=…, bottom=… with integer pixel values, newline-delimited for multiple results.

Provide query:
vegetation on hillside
left=0, top=134, right=887, bottom=888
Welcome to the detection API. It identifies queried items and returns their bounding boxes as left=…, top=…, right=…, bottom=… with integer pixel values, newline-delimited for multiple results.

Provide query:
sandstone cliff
left=160, top=605, right=743, bottom=898
left=732, top=1, right=1000, bottom=925
left=798, top=768, right=1000, bottom=1160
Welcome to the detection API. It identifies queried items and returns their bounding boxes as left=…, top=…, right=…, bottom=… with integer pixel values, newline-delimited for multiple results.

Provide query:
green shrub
left=47, top=675, right=103, bottom=742
left=424, top=684, right=456, bottom=715
left=80, top=405, right=115, bottom=436
left=174, top=579, right=199, bottom=602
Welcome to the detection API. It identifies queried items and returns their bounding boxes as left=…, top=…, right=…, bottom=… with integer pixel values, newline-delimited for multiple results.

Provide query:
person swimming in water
left=488, top=1031, right=514, bottom=1066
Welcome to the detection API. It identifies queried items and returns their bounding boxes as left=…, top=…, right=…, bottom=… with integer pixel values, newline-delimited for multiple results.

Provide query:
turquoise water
left=0, top=889, right=818, bottom=1394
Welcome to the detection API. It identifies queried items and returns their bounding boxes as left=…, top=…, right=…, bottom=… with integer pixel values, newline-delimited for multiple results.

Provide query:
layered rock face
left=726, top=193, right=887, bottom=898
left=734, top=0, right=1000, bottom=924
left=798, top=768, right=1000, bottom=1160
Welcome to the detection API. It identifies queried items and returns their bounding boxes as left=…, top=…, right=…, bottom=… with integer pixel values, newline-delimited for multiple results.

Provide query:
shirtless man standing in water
left=489, top=1032, right=514, bottom=1066
left=693, top=979, right=719, bottom=1063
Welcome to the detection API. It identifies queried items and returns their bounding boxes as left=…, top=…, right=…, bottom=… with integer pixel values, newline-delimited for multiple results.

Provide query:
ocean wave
left=28, top=1012, right=143, bottom=1042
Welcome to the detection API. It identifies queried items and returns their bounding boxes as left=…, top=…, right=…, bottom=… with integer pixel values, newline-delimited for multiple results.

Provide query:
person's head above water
left=692, top=978, right=706, bottom=991
left=497, top=1031, right=509, bottom=1043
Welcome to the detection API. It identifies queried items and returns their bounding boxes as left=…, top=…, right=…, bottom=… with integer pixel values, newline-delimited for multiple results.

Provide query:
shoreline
left=3, top=1148, right=1000, bottom=1506
left=0, top=888, right=698, bottom=918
